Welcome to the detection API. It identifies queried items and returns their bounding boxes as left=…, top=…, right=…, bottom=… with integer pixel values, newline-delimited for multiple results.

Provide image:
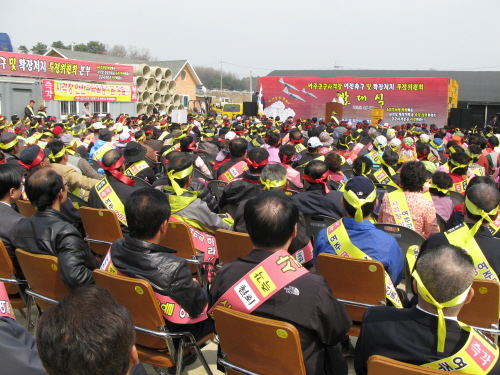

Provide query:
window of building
left=180, top=70, right=187, bottom=80
left=60, top=101, right=78, bottom=115
left=180, top=95, right=190, bottom=108
left=92, top=102, right=109, bottom=113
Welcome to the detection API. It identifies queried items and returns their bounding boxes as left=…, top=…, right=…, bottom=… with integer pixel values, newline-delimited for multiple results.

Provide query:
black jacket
left=354, top=306, right=500, bottom=375
left=152, top=176, right=219, bottom=213
left=210, top=249, right=352, bottom=375
left=218, top=171, right=262, bottom=209
left=110, top=236, right=212, bottom=336
left=292, top=184, right=346, bottom=219
left=13, top=208, right=98, bottom=289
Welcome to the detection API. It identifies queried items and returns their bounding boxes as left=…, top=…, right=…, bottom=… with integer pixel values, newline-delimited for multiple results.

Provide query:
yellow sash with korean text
left=326, top=219, right=402, bottom=308
left=388, top=191, right=416, bottom=231
left=125, top=160, right=149, bottom=177
left=294, top=143, right=306, bottom=153
left=373, top=169, right=399, bottom=188
left=423, top=323, right=498, bottom=374
left=445, top=224, right=499, bottom=282
left=92, top=142, right=114, bottom=161
left=95, top=178, right=127, bottom=226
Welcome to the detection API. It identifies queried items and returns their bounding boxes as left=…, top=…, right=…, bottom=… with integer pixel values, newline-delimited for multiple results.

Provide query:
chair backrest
left=0, top=240, right=20, bottom=295
left=88, top=159, right=100, bottom=171
left=215, top=229, right=253, bottom=265
left=343, top=169, right=354, bottom=179
left=373, top=223, right=426, bottom=255
left=374, top=184, right=399, bottom=195
left=208, top=180, right=227, bottom=202
left=367, top=355, right=469, bottom=375
left=449, top=191, right=465, bottom=206
left=220, top=204, right=238, bottom=218
left=458, top=279, right=500, bottom=329
left=67, top=192, right=89, bottom=208
left=16, top=200, right=36, bottom=218
left=79, top=207, right=123, bottom=255
left=92, top=270, right=167, bottom=349
left=316, top=254, right=386, bottom=321
left=436, top=214, right=446, bottom=232
left=131, top=176, right=154, bottom=189
left=213, top=306, right=306, bottom=375
left=160, top=221, right=197, bottom=259
left=15, top=248, right=68, bottom=310
left=303, top=214, right=338, bottom=244
left=193, top=167, right=213, bottom=182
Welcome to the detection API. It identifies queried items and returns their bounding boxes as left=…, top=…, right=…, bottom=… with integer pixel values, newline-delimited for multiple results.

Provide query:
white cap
left=307, top=137, right=322, bottom=148
left=225, top=131, right=237, bottom=140
left=92, top=122, right=105, bottom=130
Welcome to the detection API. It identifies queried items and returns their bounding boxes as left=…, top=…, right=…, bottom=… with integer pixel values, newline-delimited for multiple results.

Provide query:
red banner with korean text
left=42, top=80, right=137, bottom=102
left=0, top=51, right=134, bottom=83
left=258, top=76, right=455, bottom=126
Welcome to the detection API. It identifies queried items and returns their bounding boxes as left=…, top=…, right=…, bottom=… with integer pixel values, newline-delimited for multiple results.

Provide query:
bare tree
left=106, top=44, right=128, bottom=58
left=127, top=46, right=153, bottom=61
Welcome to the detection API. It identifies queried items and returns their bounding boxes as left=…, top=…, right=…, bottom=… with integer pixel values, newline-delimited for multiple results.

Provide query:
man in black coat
left=354, top=243, right=500, bottom=375
left=14, top=168, right=98, bottom=289
left=292, top=160, right=345, bottom=219
left=210, top=191, right=352, bottom=375
left=104, top=188, right=214, bottom=342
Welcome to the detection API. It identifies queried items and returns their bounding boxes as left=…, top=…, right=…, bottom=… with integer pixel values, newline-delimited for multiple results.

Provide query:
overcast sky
left=3, top=0, right=500, bottom=79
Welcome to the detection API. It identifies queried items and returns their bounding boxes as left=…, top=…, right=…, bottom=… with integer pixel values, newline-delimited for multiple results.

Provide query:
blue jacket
left=89, top=139, right=109, bottom=160
left=313, top=218, right=403, bottom=285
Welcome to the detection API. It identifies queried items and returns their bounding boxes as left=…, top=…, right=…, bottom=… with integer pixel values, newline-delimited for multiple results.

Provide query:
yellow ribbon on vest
left=125, top=160, right=149, bottom=177
left=445, top=224, right=499, bottom=283
left=95, top=178, right=127, bottom=226
left=327, top=219, right=402, bottom=308
left=423, top=323, right=499, bottom=373
left=373, top=168, right=399, bottom=188
left=93, top=142, right=114, bottom=161
left=387, top=191, right=415, bottom=230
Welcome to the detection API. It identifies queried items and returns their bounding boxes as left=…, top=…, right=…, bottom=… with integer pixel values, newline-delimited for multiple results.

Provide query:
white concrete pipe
left=146, top=77, right=156, bottom=93
left=157, top=80, right=168, bottom=95
left=167, top=105, right=174, bottom=114
left=167, top=81, right=176, bottom=94
left=146, top=104, right=154, bottom=116
left=133, top=64, right=150, bottom=78
left=162, top=94, right=171, bottom=105
left=136, top=102, right=145, bottom=115
left=152, top=92, right=161, bottom=104
left=134, top=76, right=146, bottom=92
left=172, top=94, right=180, bottom=105
left=151, top=66, right=163, bottom=81
left=162, top=68, right=173, bottom=81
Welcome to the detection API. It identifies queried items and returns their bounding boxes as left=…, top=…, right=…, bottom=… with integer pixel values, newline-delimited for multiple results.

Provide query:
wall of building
left=174, top=68, right=197, bottom=102
left=0, top=77, right=42, bottom=120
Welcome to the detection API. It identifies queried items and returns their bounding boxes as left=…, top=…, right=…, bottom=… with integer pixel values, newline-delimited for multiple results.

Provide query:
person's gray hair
left=260, top=164, right=287, bottom=184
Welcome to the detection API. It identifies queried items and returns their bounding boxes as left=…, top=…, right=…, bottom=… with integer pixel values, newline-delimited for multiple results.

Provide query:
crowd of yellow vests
left=2, top=110, right=500, bottom=373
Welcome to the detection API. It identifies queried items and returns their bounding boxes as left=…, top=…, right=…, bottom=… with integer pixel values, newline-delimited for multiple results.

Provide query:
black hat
left=20, top=145, right=50, bottom=165
left=99, top=129, right=113, bottom=141
left=123, top=141, right=147, bottom=163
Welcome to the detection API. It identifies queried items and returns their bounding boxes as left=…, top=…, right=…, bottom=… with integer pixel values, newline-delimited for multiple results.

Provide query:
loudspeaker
left=449, top=108, right=472, bottom=130
left=243, top=102, right=258, bottom=116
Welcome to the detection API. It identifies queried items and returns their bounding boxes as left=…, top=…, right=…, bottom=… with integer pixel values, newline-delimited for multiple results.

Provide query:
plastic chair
left=160, top=221, right=214, bottom=289
left=208, top=180, right=227, bottom=202
left=374, top=183, right=399, bottom=196
left=193, top=168, right=213, bottom=182
left=373, top=223, right=426, bottom=295
left=214, top=229, right=253, bottom=266
left=458, top=279, right=500, bottom=341
left=436, top=214, right=447, bottom=232
left=93, top=270, right=213, bottom=375
left=16, top=200, right=36, bottom=218
left=132, top=176, right=154, bottom=189
left=213, top=306, right=306, bottom=375
left=303, top=214, right=338, bottom=244
left=343, top=169, right=354, bottom=179
left=15, top=249, right=68, bottom=327
left=316, top=253, right=387, bottom=336
left=449, top=190, right=465, bottom=206
left=79, top=207, right=123, bottom=256
left=367, top=355, right=474, bottom=375
left=0, top=240, right=27, bottom=311
left=67, top=192, right=89, bottom=209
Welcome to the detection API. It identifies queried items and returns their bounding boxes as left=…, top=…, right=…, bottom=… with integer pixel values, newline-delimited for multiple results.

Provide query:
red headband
left=98, top=156, right=135, bottom=186
left=121, top=134, right=133, bottom=143
left=18, top=148, right=45, bottom=170
left=183, top=140, right=196, bottom=151
left=289, top=138, right=303, bottom=145
left=302, top=170, right=330, bottom=194
left=244, top=157, right=269, bottom=170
